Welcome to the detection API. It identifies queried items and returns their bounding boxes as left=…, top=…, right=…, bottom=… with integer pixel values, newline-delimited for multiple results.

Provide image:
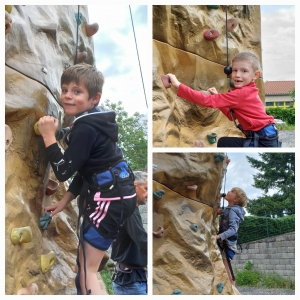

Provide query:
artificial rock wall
left=153, top=5, right=264, bottom=147
left=5, top=5, right=98, bottom=295
left=153, top=153, right=239, bottom=295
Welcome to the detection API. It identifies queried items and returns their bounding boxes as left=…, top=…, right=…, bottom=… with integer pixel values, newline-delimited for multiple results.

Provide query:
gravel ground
left=278, top=130, right=295, bottom=148
left=236, top=286, right=295, bottom=295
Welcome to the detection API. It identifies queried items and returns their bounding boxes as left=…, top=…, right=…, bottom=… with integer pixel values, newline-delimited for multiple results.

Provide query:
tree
left=101, top=99, right=147, bottom=171
left=246, top=153, right=295, bottom=217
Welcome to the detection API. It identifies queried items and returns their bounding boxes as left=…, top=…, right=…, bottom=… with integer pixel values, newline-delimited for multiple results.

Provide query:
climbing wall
left=153, top=5, right=264, bottom=147
left=5, top=5, right=99, bottom=295
left=153, top=153, right=240, bottom=295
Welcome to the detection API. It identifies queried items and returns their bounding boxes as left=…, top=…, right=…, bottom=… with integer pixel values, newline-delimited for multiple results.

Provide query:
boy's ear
left=253, top=70, right=260, bottom=81
left=91, top=92, right=101, bottom=106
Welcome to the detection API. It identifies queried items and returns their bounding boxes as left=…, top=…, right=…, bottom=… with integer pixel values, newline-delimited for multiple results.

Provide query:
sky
left=88, top=5, right=150, bottom=117
left=86, top=5, right=295, bottom=117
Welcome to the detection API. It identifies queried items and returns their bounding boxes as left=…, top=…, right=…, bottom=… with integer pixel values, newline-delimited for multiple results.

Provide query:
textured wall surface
left=5, top=5, right=96, bottom=295
left=152, top=5, right=264, bottom=147
left=231, top=232, right=295, bottom=280
left=152, top=153, right=240, bottom=295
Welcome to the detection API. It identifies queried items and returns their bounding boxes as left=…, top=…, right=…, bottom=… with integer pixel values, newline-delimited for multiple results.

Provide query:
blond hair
left=61, top=63, right=104, bottom=106
left=232, top=187, right=248, bottom=207
left=232, top=52, right=261, bottom=72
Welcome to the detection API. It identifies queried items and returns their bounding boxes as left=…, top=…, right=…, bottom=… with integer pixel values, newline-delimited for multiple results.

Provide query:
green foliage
left=102, top=99, right=147, bottom=171
left=235, top=261, right=261, bottom=286
left=235, top=261, right=295, bottom=290
left=288, top=88, right=295, bottom=102
left=99, top=266, right=115, bottom=295
left=246, top=153, right=295, bottom=217
left=266, top=107, right=295, bottom=125
left=237, top=215, right=295, bottom=244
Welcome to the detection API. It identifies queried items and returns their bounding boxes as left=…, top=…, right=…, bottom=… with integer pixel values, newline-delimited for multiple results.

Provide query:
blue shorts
left=112, top=281, right=147, bottom=295
left=83, top=225, right=113, bottom=250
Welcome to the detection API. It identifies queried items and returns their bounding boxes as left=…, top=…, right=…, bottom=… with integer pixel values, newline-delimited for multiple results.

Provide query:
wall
left=231, top=232, right=295, bottom=280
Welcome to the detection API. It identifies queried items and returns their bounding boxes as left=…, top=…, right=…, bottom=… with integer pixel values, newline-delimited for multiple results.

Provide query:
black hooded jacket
left=46, top=107, right=123, bottom=197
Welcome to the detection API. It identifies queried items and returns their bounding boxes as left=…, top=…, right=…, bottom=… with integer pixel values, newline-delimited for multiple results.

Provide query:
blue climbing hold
left=74, top=12, right=82, bottom=25
left=40, top=212, right=52, bottom=230
left=190, top=224, right=198, bottom=232
left=154, top=190, right=165, bottom=200
left=217, top=282, right=224, bottom=293
left=172, top=289, right=182, bottom=295
left=214, top=154, right=225, bottom=163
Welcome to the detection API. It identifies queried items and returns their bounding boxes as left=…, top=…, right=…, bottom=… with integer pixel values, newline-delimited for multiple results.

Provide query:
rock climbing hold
left=46, top=178, right=59, bottom=195
left=40, top=212, right=52, bottom=230
left=74, top=12, right=82, bottom=25
left=161, top=75, right=171, bottom=88
left=172, top=289, right=183, bottom=295
left=17, top=283, right=39, bottom=295
left=186, top=185, right=197, bottom=191
left=5, top=11, right=12, bottom=35
left=5, top=5, right=13, bottom=13
left=5, top=124, right=13, bottom=151
left=76, top=51, right=87, bottom=64
left=154, top=190, right=165, bottom=200
left=203, top=28, right=220, bottom=41
left=217, top=282, right=224, bottom=293
left=230, top=78, right=235, bottom=88
left=194, top=140, right=204, bottom=147
left=34, top=121, right=41, bottom=136
left=227, top=18, right=238, bottom=32
left=217, top=208, right=223, bottom=215
left=224, top=66, right=232, bottom=75
left=214, top=153, right=225, bottom=163
left=41, top=251, right=56, bottom=273
left=85, top=23, right=99, bottom=37
left=207, top=5, right=220, bottom=9
left=190, top=224, right=198, bottom=232
left=11, top=226, right=32, bottom=245
left=153, top=226, right=164, bottom=238
left=207, top=133, right=217, bottom=144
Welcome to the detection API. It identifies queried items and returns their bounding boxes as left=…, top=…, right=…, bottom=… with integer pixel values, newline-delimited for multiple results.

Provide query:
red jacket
left=177, top=82, right=274, bottom=131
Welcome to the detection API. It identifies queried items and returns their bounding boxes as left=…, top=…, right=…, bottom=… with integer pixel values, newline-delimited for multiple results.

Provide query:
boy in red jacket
left=167, top=52, right=281, bottom=147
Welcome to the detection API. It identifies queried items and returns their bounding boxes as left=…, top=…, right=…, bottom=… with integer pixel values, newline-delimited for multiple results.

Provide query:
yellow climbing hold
left=41, top=251, right=56, bottom=273
left=11, top=226, right=32, bottom=245
left=34, top=121, right=41, bottom=135
left=5, top=5, right=12, bottom=13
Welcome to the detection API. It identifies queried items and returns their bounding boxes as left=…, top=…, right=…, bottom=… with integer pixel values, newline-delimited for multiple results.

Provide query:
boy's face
left=60, top=81, right=100, bottom=116
left=231, top=60, right=260, bottom=88
left=225, top=189, right=239, bottom=206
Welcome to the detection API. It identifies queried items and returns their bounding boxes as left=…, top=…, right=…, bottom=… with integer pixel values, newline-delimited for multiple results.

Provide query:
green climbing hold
left=214, top=154, right=225, bottom=163
left=190, top=224, right=198, bottom=232
left=217, top=282, right=224, bottom=293
left=40, top=212, right=52, bottom=230
left=207, top=5, right=220, bottom=9
left=207, top=133, right=217, bottom=144
left=172, top=289, right=182, bottom=295
left=154, top=190, right=165, bottom=200
left=230, top=79, right=235, bottom=88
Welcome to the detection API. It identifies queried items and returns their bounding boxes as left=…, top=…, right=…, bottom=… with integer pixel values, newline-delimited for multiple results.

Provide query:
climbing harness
left=75, top=159, right=135, bottom=295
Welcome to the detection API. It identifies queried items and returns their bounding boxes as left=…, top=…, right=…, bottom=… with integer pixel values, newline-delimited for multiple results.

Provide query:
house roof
left=264, top=81, right=295, bottom=95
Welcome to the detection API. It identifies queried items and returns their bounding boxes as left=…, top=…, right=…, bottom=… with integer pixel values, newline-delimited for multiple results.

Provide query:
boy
left=38, top=63, right=137, bottom=295
left=217, top=188, right=247, bottom=285
left=167, top=52, right=281, bottom=147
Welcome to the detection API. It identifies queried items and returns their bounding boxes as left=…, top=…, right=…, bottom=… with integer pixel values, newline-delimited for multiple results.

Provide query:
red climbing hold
left=85, top=23, right=99, bottom=37
left=204, top=29, right=220, bottom=41
left=227, top=18, right=238, bottom=32
left=161, top=75, right=171, bottom=89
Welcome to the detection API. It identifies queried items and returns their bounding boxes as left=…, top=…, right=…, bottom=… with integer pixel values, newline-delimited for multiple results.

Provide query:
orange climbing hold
left=46, top=178, right=59, bottom=195
left=5, top=124, right=13, bottom=151
left=227, top=18, right=238, bottom=32
left=161, top=75, right=171, bottom=89
left=17, top=283, right=39, bottom=295
left=85, top=23, right=99, bottom=37
left=5, top=11, right=12, bottom=35
left=153, top=226, right=164, bottom=238
left=203, top=28, right=219, bottom=41
left=76, top=51, right=87, bottom=63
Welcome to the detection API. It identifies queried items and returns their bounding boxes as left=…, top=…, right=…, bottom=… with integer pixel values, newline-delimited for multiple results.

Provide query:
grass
left=276, top=124, right=295, bottom=130
left=235, top=261, right=295, bottom=290
left=99, top=265, right=115, bottom=295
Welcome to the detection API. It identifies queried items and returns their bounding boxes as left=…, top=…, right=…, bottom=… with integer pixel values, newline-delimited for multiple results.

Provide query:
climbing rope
left=221, top=152, right=227, bottom=209
left=74, top=5, right=81, bottom=65
left=129, top=5, right=148, bottom=109
left=224, top=5, right=232, bottom=92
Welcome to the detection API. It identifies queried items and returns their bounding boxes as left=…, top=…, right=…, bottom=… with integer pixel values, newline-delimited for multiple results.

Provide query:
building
left=264, top=81, right=295, bottom=108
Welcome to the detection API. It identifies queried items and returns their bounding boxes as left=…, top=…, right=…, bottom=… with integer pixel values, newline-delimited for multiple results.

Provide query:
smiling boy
left=167, top=52, right=281, bottom=147
left=38, top=63, right=136, bottom=295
